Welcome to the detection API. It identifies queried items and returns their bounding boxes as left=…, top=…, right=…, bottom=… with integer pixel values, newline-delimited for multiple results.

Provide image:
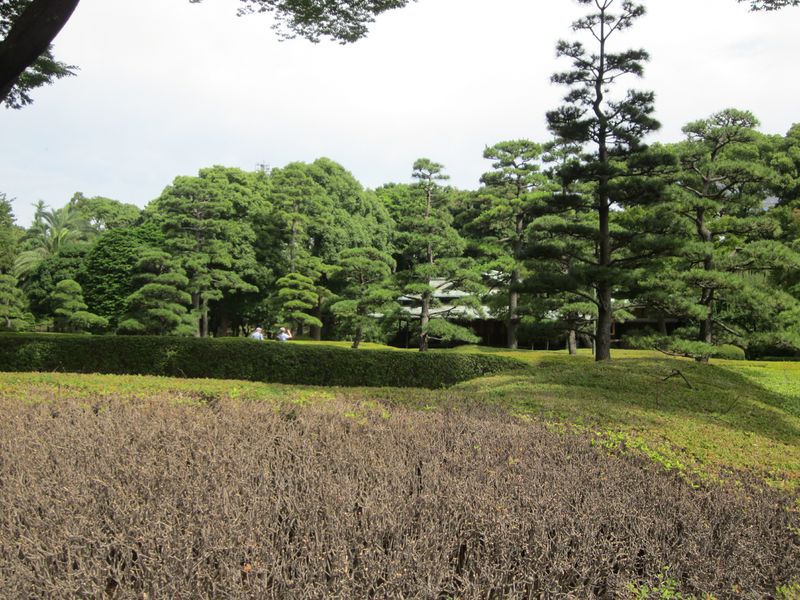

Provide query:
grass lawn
left=0, top=344, right=797, bottom=491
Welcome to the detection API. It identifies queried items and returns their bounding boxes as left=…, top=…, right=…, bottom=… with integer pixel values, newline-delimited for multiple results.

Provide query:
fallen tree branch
left=662, top=369, right=693, bottom=389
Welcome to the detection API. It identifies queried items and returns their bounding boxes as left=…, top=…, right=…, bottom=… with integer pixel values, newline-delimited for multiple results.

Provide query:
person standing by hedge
left=249, top=327, right=264, bottom=341
left=276, top=327, right=292, bottom=341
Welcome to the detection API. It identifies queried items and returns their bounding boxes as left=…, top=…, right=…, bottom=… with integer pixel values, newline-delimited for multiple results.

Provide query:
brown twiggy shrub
left=0, top=396, right=797, bottom=599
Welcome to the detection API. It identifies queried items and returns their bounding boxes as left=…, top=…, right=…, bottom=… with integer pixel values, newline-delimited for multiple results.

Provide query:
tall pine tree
left=544, top=0, right=673, bottom=360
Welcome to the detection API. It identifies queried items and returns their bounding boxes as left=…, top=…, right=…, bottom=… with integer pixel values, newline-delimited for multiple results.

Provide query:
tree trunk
left=200, top=297, right=209, bottom=338
left=595, top=194, right=613, bottom=361
left=595, top=283, right=613, bottom=361
left=352, top=326, right=362, bottom=349
left=0, top=0, right=80, bottom=104
left=696, top=208, right=714, bottom=363
left=593, top=10, right=612, bottom=362
left=507, top=268, right=519, bottom=350
left=419, top=292, right=430, bottom=352
left=216, top=304, right=231, bottom=337
left=310, top=298, right=322, bottom=341
left=658, top=316, right=668, bottom=336
left=192, top=292, right=201, bottom=338
left=568, top=328, right=577, bottom=355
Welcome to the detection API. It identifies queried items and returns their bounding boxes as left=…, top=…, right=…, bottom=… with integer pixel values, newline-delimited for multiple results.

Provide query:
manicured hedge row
left=0, top=334, right=525, bottom=388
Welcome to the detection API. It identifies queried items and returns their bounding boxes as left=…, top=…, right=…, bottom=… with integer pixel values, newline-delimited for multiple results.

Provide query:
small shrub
left=712, top=344, right=746, bottom=361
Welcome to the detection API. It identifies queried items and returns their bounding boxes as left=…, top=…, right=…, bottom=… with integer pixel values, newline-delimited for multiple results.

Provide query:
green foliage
left=627, top=567, right=698, bottom=600
left=2, top=0, right=409, bottom=109
left=776, top=582, right=800, bottom=600
left=276, top=272, right=322, bottom=328
left=0, top=333, right=524, bottom=388
left=205, top=0, right=411, bottom=43
left=625, top=333, right=746, bottom=361
left=18, top=244, right=87, bottom=320
left=152, top=169, right=261, bottom=336
left=117, top=250, right=194, bottom=336
left=424, top=318, right=480, bottom=344
left=472, top=140, right=553, bottom=349
left=0, top=273, right=29, bottom=330
left=389, top=160, right=485, bottom=351
left=80, top=227, right=161, bottom=328
left=0, top=193, right=19, bottom=274
left=641, top=110, right=800, bottom=360
left=329, top=247, right=396, bottom=347
left=544, top=0, right=676, bottom=361
left=14, top=201, right=93, bottom=279
left=51, top=279, right=107, bottom=333
left=0, top=0, right=76, bottom=109
left=68, top=192, right=141, bottom=230
left=740, top=0, right=799, bottom=9
left=69, top=310, right=110, bottom=334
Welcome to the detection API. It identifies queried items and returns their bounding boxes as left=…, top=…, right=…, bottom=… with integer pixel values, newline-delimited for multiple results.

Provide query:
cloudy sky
left=1, top=0, right=798, bottom=225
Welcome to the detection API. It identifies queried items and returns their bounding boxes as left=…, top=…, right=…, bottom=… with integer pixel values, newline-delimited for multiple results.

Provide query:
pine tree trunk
left=595, top=285, right=613, bottom=361
left=568, top=328, right=577, bottom=355
left=507, top=287, right=519, bottom=350
left=593, top=12, right=612, bottom=363
left=201, top=298, right=209, bottom=338
left=507, top=213, right=525, bottom=350
left=595, top=194, right=613, bottom=361
left=216, top=304, right=231, bottom=337
left=507, top=260, right=520, bottom=349
left=192, top=292, right=201, bottom=338
left=696, top=208, right=714, bottom=363
left=419, top=292, right=430, bottom=352
left=311, top=298, right=322, bottom=341
left=352, top=326, right=363, bottom=349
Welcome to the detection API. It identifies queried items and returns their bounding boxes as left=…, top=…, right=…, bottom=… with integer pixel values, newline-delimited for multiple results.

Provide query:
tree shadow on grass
left=454, top=357, right=800, bottom=447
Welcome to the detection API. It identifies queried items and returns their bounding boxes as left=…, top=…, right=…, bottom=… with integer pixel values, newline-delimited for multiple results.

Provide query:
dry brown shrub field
left=0, top=394, right=797, bottom=599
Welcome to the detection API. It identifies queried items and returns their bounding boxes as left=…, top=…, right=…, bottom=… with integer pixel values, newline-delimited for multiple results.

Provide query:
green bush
left=0, top=334, right=524, bottom=388
left=712, top=344, right=746, bottom=361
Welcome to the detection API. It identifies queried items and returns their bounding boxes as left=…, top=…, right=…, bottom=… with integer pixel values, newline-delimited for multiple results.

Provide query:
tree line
left=1, top=0, right=798, bottom=361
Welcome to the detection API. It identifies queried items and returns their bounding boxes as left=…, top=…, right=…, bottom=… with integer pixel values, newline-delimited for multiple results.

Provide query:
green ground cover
left=1, top=345, right=797, bottom=491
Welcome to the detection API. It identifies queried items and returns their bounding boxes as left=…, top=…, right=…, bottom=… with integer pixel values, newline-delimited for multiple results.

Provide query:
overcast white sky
left=1, top=0, right=798, bottom=226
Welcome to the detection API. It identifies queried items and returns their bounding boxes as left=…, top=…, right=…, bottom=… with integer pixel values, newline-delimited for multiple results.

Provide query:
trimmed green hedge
left=0, top=334, right=525, bottom=388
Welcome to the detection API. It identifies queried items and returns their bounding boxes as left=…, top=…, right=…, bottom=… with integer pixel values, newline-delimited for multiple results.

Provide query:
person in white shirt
left=276, top=327, right=293, bottom=341
left=249, top=327, right=264, bottom=341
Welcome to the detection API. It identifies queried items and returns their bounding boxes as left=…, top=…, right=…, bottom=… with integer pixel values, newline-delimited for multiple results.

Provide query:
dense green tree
left=51, top=278, right=107, bottom=333
left=390, top=160, right=484, bottom=351
left=191, top=166, right=270, bottom=336
left=80, top=225, right=163, bottom=328
left=20, top=243, right=86, bottom=320
left=640, top=110, right=800, bottom=360
left=152, top=171, right=259, bottom=337
left=0, top=193, right=20, bottom=274
left=69, top=192, right=142, bottom=230
left=0, top=0, right=409, bottom=107
left=0, top=273, right=28, bottom=329
left=472, top=140, right=553, bottom=349
left=264, top=159, right=393, bottom=339
left=329, top=247, right=396, bottom=348
left=545, top=0, right=674, bottom=361
left=117, top=250, right=195, bottom=336
left=518, top=139, right=599, bottom=355
left=767, top=123, right=800, bottom=208
left=275, top=271, right=321, bottom=331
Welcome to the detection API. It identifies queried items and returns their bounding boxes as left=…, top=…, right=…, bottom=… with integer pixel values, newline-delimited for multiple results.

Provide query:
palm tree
left=14, top=202, right=92, bottom=278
